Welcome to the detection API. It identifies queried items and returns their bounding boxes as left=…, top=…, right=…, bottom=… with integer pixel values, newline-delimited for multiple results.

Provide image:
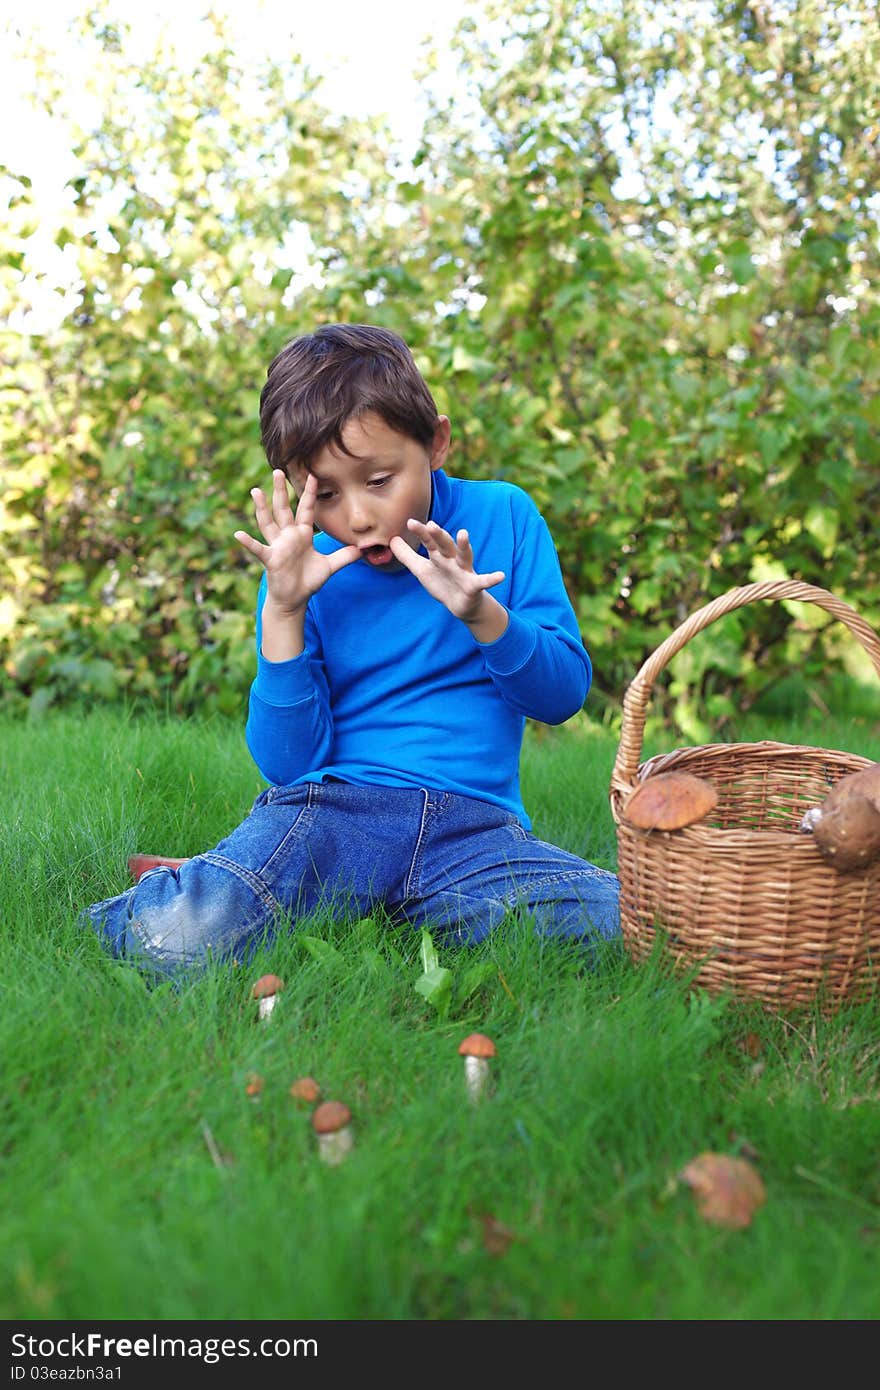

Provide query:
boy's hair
left=260, top=323, right=440, bottom=474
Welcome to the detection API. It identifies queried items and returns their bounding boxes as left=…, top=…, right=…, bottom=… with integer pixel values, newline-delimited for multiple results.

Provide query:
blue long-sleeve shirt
left=245, top=468, right=591, bottom=828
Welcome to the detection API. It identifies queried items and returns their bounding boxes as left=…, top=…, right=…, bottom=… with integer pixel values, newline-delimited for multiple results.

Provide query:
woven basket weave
left=609, top=580, right=880, bottom=1011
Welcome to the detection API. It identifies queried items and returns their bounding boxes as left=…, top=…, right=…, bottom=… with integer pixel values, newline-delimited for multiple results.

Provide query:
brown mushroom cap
left=245, top=1072, right=264, bottom=1097
left=623, top=771, right=718, bottom=831
left=251, top=973, right=284, bottom=999
left=812, top=791, right=880, bottom=871
left=290, top=1076, right=322, bottom=1105
left=311, top=1100, right=352, bottom=1134
left=828, top=762, right=880, bottom=813
left=458, top=1032, right=497, bottom=1059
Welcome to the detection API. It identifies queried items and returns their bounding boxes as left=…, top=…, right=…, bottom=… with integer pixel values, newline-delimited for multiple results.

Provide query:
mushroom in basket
left=622, top=770, right=718, bottom=831
left=799, top=762, right=880, bottom=871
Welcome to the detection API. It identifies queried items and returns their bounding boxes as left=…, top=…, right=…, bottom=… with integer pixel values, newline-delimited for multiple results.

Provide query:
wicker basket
left=609, top=580, right=880, bottom=1011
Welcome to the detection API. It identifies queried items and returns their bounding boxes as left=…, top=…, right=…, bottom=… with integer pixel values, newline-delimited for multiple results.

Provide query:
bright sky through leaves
left=1, top=0, right=473, bottom=328
left=2, top=0, right=473, bottom=176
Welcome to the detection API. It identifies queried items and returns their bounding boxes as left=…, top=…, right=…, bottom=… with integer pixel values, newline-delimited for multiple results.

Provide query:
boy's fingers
left=405, top=518, right=431, bottom=543
left=409, top=518, right=455, bottom=557
left=234, top=530, right=270, bottom=562
left=326, top=544, right=362, bottom=574
left=272, top=469, right=296, bottom=523
left=478, top=569, right=506, bottom=589
left=388, top=536, right=423, bottom=574
left=250, top=487, right=279, bottom=539
left=294, top=471, right=317, bottom=527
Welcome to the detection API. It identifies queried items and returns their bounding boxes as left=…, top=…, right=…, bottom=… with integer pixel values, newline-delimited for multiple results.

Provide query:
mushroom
left=458, top=1032, right=497, bottom=1103
left=289, top=1076, right=322, bottom=1106
left=801, top=762, right=880, bottom=871
left=811, top=789, right=880, bottom=871
left=245, top=1071, right=264, bottom=1099
left=251, top=973, right=284, bottom=1021
left=311, top=1100, right=353, bottom=1165
left=622, top=770, right=718, bottom=831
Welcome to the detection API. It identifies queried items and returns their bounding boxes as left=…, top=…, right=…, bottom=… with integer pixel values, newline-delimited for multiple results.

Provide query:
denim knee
left=81, top=857, right=281, bottom=975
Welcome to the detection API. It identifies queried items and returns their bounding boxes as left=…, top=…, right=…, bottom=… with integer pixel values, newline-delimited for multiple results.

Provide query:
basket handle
left=609, top=579, right=880, bottom=807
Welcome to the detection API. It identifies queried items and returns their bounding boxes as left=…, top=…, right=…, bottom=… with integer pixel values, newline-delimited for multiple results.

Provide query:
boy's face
left=291, top=411, right=450, bottom=572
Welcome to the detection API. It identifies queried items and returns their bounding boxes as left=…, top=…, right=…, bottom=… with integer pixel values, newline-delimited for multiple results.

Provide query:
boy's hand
left=390, top=520, right=509, bottom=641
left=234, top=470, right=360, bottom=614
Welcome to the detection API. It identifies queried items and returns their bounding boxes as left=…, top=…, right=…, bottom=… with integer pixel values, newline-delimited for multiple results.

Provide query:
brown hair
left=259, top=324, right=440, bottom=474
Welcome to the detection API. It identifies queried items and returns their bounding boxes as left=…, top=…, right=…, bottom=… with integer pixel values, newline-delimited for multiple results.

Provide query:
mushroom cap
left=251, top=973, right=284, bottom=999
left=458, top=1032, right=497, bottom=1059
left=245, top=1072, right=264, bottom=1097
left=812, top=791, right=880, bottom=871
left=311, top=1100, right=352, bottom=1134
left=623, top=770, right=718, bottom=831
left=825, top=761, right=880, bottom=814
left=290, top=1076, right=322, bottom=1105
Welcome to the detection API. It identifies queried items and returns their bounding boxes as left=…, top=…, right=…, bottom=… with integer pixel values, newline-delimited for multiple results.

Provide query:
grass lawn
left=2, top=706, right=879, bottom=1321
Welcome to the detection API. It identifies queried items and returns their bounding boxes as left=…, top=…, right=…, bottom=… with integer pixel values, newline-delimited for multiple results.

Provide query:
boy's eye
left=315, top=490, right=335, bottom=502
left=368, top=476, right=391, bottom=489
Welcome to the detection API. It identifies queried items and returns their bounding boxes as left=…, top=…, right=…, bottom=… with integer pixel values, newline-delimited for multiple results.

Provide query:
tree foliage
left=2, top=0, right=879, bottom=733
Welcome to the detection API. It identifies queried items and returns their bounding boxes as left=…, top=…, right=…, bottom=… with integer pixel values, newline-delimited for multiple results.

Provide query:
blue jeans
left=81, top=782, right=620, bottom=974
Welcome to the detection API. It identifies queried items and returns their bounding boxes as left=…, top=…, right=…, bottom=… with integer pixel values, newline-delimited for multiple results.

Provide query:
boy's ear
left=429, top=415, right=451, bottom=472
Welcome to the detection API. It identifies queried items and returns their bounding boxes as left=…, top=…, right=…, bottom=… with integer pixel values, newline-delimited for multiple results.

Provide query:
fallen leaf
left=479, top=1213, right=517, bottom=1257
left=737, top=1032, right=763, bottom=1058
left=679, top=1152, right=766, bottom=1229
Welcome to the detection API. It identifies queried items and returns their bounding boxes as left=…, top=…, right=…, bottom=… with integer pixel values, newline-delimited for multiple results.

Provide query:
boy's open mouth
left=361, top=544, right=395, bottom=566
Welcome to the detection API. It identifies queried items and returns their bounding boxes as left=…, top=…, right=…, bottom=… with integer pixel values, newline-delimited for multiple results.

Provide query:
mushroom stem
left=458, top=1032, right=497, bottom=1103
left=463, top=1055, right=491, bottom=1103
left=317, top=1126, right=354, bottom=1166
left=311, top=1100, right=354, bottom=1166
left=251, top=973, right=284, bottom=1021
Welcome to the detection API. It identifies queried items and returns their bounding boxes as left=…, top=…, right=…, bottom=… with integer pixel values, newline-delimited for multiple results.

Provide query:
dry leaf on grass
left=679, top=1152, right=767, bottom=1229
left=478, top=1213, right=517, bottom=1257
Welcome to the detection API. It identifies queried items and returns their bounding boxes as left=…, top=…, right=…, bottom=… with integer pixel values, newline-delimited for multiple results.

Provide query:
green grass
left=2, top=707, right=879, bottom=1321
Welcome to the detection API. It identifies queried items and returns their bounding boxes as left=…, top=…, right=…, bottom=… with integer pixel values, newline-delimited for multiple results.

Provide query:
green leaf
left=419, top=928, right=440, bottom=974
left=353, top=915, right=379, bottom=944
left=451, top=346, right=495, bottom=376
left=299, top=935, right=342, bottom=965
left=726, top=240, right=756, bottom=285
left=360, top=946, right=387, bottom=975
left=803, top=505, right=838, bottom=553
left=757, top=425, right=787, bottom=465
left=414, top=965, right=453, bottom=1017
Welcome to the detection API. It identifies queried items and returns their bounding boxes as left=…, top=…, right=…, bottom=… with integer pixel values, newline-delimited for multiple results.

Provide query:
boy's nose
left=347, top=501, right=374, bottom=534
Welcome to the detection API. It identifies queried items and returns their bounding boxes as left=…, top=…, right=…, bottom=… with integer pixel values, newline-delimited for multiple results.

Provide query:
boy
left=81, top=324, right=619, bottom=971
